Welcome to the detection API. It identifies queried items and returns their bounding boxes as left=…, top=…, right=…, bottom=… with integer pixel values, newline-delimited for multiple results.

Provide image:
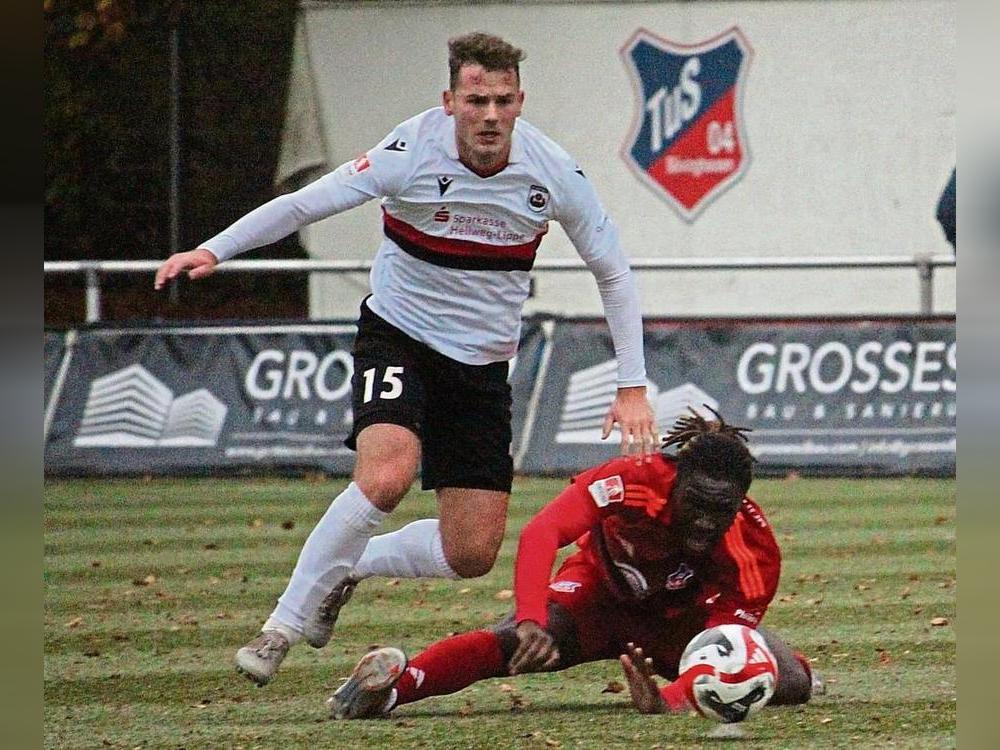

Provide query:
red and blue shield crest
left=621, top=28, right=753, bottom=221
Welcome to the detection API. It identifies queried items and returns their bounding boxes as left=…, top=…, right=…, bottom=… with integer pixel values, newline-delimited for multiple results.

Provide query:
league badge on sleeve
left=588, top=475, right=625, bottom=507
left=620, top=27, right=753, bottom=222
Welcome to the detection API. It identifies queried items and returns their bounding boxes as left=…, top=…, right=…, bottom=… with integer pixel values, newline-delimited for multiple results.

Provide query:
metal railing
left=44, top=254, right=956, bottom=323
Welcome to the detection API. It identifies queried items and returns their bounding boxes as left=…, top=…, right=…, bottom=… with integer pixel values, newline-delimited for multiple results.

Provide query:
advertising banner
left=518, top=318, right=956, bottom=476
left=44, top=331, right=65, bottom=412
left=44, top=318, right=955, bottom=477
left=45, top=326, right=359, bottom=475
left=44, top=322, right=543, bottom=477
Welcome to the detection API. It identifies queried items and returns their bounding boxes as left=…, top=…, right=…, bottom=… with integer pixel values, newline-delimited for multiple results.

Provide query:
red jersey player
left=328, top=408, right=818, bottom=719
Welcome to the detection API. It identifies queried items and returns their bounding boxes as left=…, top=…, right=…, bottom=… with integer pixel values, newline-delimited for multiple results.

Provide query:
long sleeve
left=200, top=120, right=418, bottom=262
left=513, top=483, right=601, bottom=628
left=199, top=172, right=374, bottom=261
left=553, top=168, right=646, bottom=387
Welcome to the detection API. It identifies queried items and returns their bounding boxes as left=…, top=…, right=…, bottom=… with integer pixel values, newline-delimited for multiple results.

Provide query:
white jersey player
left=154, top=32, right=657, bottom=687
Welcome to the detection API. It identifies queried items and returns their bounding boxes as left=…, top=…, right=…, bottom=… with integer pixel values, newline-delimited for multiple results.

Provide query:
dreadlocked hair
left=662, top=405, right=755, bottom=494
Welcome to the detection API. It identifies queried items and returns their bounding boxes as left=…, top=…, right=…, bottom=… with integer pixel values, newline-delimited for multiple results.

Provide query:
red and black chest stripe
left=383, top=210, right=544, bottom=271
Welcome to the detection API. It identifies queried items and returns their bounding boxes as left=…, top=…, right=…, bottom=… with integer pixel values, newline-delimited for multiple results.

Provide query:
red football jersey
left=513, top=454, right=781, bottom=629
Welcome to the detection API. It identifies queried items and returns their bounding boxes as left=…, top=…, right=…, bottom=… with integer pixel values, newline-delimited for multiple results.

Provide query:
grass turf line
left=44, top=477, right=955, bottom=749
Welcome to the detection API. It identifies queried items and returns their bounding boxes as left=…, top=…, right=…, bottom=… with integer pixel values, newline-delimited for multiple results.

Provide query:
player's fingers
left=154, top=261, right=177, bottom=290
left=543, top=650, right=560, bottom=670
left=188, top=263, right=215, bottom=281
left=601, top=411, right=615, bottom=441
left=622, top=428, right=635, bottom=456
left=508, top=643, right=529, bottom=674
left=619, top=654, right=638, bottom=681
left=643, top=425, right=658, bottom=460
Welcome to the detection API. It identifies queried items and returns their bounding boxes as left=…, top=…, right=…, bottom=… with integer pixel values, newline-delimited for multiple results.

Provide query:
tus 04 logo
left=621, top=27, right=753, bottom=221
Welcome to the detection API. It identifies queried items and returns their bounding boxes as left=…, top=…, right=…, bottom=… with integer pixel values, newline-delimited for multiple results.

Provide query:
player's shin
left=269, top=482, right=387, bottom=635
left=394, top=630, right=506, bottom=706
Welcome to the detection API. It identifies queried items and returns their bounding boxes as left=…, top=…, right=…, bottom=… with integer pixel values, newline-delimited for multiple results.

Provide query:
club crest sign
left=621, top=27, right=753, bottom=221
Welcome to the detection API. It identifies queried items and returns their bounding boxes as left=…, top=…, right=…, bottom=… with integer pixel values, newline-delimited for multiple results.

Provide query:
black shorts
left=345, top=301, right=513, bottom=493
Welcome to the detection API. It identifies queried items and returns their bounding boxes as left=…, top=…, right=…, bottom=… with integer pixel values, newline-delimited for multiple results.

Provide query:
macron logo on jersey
left=588, top=475, right=625, bottom=507
left=384, top=139, right=408, bottom=152
left=437, top=175, right=453, bottom=196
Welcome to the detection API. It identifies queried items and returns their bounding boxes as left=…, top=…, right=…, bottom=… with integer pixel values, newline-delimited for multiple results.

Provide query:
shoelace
left=257, top=634, right=285, bottom=656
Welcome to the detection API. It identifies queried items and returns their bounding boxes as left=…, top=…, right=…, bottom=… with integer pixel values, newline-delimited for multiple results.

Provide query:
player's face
left=443, top=64, right=523, bottom=176
left=671, top=472, right=742, bottom=556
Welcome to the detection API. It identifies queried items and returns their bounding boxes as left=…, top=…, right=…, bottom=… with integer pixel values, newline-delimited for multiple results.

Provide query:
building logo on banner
left=621, top=27, right=753, bottom=221
left=73, top=364, right=227, bottom=447
left=555, top=359, right=718, bottom=443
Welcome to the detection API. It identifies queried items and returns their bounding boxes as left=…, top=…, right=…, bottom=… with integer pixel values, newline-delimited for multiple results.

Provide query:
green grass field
left=44, top=476, right=955, bottom=749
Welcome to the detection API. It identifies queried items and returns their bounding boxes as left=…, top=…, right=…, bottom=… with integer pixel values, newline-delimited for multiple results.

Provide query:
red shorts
left=547, top=551, right=709, bottom=679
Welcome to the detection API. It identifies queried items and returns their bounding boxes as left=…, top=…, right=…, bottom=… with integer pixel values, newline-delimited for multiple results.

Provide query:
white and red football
left=678, top=624, right=778, bottom=723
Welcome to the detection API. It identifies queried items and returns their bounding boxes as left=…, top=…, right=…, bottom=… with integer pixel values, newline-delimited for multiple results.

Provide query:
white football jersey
left=201, top=107, right=645, bottom=385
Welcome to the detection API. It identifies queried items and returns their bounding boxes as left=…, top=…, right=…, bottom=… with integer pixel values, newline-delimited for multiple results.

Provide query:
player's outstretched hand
left=154, top=249, right=218, bottom=290
left=602, top=386, right=658, bottom=460
left=509, top=620, right=560, bottom=675
left=619, top=642, right=666, bottom=714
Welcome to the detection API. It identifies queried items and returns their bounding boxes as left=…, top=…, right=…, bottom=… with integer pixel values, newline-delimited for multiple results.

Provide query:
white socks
left=351, top=518, right=459, bottom=581
left=265, top=482, right=387, bottom=638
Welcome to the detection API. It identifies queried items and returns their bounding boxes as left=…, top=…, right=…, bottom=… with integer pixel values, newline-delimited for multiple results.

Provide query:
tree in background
left=44, top=0, right=306, bottom=325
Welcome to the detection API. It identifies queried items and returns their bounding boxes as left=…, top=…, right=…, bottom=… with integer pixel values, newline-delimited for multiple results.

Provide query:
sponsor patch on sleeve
left=347, top=153, right=371, bottom=176
left=587, top=475, right=625, bottom=507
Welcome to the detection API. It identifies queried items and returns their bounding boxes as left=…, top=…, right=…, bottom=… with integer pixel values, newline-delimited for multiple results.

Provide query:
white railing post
left=85, top=267, right=101, bottom=324
left=915, top=253, right=934, bottom=315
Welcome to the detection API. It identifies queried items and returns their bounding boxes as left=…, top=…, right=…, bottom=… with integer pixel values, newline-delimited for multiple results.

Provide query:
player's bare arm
left=619, top=642, right=667, bottom=714
left=153, top=248, right=218, bottom=290
left=508, top=620, right=560, bottom=675
left=602, top=385, right=658, bottom=458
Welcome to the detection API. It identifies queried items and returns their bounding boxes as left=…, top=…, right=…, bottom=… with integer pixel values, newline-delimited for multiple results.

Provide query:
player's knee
left=772, top=662, right=812, bottom=705
left=446, top=546, right=499, bottom=578
left=355, top=469, right=413, bottom=510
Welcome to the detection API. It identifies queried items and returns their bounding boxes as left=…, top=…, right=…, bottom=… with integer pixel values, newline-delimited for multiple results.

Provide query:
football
left=678, top=624, right=778, bottom=723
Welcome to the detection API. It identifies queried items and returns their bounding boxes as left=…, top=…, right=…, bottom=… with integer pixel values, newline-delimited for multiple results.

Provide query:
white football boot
left=304, top=578, right=358, bottom=649
left=234, top=630, right=290, bottom=686
left=327, top=646, right=408, bottom=720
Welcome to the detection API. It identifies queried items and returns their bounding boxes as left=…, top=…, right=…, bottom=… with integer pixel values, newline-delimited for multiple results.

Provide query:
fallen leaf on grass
left=494, top=589, right=514, bottom=600
left=820, top=717, right=833, bottom=724
left=509, top=694, right=528, bottom=711
left=132, top=574, right=157, bottom=586
left=249, top=518, right=264, bottom=528
left=498, top=683, right=516, bottom=692
left=930, top=617, right=949, bottom=627
left=65, top=616, right=83, bottom=629
left=877, top=649, right=892, bottom=666
left=192, top=699, right=211, bottom=709
left=601, top=680, right=625, bottom=694
left=458, top=701, right=475, bottom=717
left=281, top=520, right=295, bottom=530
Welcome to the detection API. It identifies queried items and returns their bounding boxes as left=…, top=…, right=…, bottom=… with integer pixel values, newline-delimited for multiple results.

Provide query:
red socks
left=658, top=671, right=694, bottom=713
left=394, top=630, right=507, bottom=707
